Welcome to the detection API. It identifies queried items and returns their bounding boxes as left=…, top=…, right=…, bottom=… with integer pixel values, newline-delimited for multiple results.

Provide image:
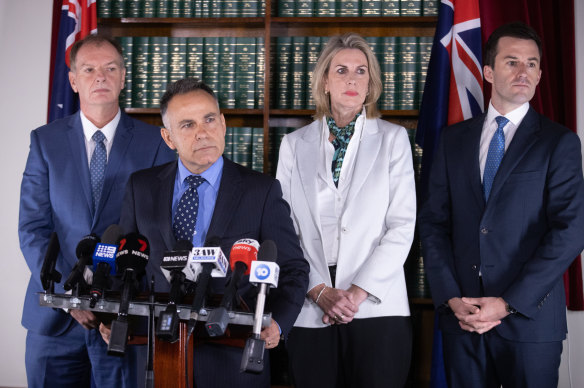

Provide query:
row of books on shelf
left=117, top=36, right=265, bottom=109
left=278, top=0, right=437, bottom=17
left=98, top=0, right=265, bottom=18
left=273, top=36, right=432, bottom=111
left=223, top=127, right=265, bottom=172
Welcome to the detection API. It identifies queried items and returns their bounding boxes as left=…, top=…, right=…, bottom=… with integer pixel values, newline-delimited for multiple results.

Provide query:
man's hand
left=449, top=297, right=508, bottom=334
left=259, top=319, right=280, bottom=349
left=70, top=309, right=99, bottom=330
left=99, top=323, right=112, bottom=345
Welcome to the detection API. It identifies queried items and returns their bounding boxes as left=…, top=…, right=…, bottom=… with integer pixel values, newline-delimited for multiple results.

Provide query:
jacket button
left=472, top=265, right=478, bottom=270
left=480, top=227, right=489, bottom=234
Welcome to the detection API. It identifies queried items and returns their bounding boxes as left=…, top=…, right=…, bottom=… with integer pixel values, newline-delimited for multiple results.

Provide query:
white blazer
left=276, top=117, right=417, bottom=328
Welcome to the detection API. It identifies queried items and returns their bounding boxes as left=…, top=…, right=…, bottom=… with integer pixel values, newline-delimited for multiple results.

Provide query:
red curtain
left=479, top=0, right=583, bottom=310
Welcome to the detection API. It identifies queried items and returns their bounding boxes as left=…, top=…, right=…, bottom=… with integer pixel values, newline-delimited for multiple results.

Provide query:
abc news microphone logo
left=250, top=261, right=279, bottom=287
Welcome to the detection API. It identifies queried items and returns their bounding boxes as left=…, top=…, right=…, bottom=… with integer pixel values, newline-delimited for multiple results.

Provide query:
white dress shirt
left=80, top=109, right=121, bottom=166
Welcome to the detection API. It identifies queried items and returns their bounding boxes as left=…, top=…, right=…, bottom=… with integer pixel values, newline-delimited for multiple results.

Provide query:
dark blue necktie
left=90, top=130, right=107, bottom=211
left=173, top=175, right=205, bottom=242
left=483, top=116, right=509, bottom=201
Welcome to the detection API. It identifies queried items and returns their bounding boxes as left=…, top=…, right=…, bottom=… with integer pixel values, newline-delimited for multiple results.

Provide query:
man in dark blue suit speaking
left=420, top=22, right=584, bottom=387
left=113, top=78, right=309, bottom=387
left=18, top=35, right=176, bottom=387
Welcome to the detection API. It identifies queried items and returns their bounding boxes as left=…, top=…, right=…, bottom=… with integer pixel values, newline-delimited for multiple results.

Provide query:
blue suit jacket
left=119, top=158, right=309, bottom=338
left=19, top=111, right=176, bottom=336
left=420, top=107, right=584, bottom=342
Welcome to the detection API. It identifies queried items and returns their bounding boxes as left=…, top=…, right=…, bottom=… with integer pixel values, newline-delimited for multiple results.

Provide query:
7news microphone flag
left=48, top=0, right=97, bottom=123
left=416, top=1, right=484, bottom=388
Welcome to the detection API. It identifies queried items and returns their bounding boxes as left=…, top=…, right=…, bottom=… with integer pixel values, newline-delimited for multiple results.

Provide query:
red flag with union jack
left=48, top=0, right=97, bottom=123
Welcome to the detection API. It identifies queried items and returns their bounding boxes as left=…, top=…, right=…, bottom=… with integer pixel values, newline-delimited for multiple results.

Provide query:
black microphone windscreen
left=116, top=233, right=150, bottom=276
left=75, top=234, right=100, bottom=260
left=174, top=239, right=193, bottom=251
left=102, top=224, right=124, bottom=245
left=258, top=240, right=277, bottom=263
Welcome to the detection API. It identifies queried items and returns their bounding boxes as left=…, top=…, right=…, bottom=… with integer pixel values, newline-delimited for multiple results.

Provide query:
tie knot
left=92, top=130, right=106, bottom=143
left=495, top=116, right=509, bottom=130
left=185, top=175, right=205, bottom=188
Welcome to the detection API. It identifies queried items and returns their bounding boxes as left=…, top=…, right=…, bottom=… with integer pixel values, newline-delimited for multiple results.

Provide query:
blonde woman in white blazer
left=276, top=33, right=416, bottom=388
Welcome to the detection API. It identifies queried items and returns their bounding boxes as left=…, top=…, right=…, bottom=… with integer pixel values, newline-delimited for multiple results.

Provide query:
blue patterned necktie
left=173, top=175, right=206, bottom=242
left=483, top=116, right=509, bottom=201
left=90, top=130, right=107, bottom=211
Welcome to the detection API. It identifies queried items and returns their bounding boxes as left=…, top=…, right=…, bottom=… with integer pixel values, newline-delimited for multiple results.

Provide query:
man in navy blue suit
left=420, top=22, right=584, bottom=387
left=111, top=78, right=309, bottom=387
left=18, top=35, right=176, bottom=387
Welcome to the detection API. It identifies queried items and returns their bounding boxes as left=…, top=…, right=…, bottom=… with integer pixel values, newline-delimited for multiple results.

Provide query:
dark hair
left=484, top=22, right=542, bottom=68
left=69, top=34, right=124, bottom=71
left=160, top=78, right=218, bottom=126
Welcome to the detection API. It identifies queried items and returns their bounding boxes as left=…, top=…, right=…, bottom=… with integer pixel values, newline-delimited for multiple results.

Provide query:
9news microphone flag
left=415, top=1, right=483, bottom=387
left=48, top=0, right=97, bottom=123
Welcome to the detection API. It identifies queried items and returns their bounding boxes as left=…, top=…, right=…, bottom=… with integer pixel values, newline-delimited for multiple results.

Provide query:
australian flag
left=48, top=0, right=97, bottom=123
left=416, top=1, right=483, bottom=387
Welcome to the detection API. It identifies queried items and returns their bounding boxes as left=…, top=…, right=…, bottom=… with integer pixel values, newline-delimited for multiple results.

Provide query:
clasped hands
left=448, top=296, right=510, bottom=334
left=308, top=283, right=368, bottom=325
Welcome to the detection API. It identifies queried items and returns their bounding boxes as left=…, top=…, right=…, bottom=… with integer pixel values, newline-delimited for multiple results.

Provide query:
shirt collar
left=486, top=101, right=530, bottom=128
left=177, top=156, right=224, bottom=190
left=80, top=108, right=121, bottom=143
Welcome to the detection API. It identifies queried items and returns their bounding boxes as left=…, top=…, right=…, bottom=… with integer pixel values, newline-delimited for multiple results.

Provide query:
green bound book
left=255, top=38, right=265, bottom=108
left=112, top=0, right=127, bottom=17
left=400, top=0, right=422, bottom=16
left=132, top=36, right=150, bottom=108
left=210, top=0, right=221, bottom=17
left=397, top=36, right=417, bottom=110
left=251, top=127, right=264, bottom=172
left=169, top=0, right=182, bottom=17
left=305, top=37, right=321, bottom=109
left=156, top=0, right=169, bottom=17
left=381, top=36, right=397, bottom=110
left=422, top=0, right=438, bottom=16
left=337, top=0, right=359, bottom=16
left=148, top=37, right=169, bottom=107
left=218, top=37, right=237, bottom=108
left=126, top=0, right=141, bottom=17
left=192, top=0, right=203, bottom=16
left=117, top=37, right=133, bottom=108
left=233, top=127, right=253, bottom=168
left=278, top=0, right=296, bottom=16
left=224, top=127, right=234, bottom=160
left=381, top=0, right=400, bottom=16
left=181, top=0, right=194, bottom=16
left=275, top=37, right=292, bottom=109
left=169, top=37, right=187, bottom=84
left=240, top=0, right=259, bottom=16
left=143, top=0, right=156, bottom=17
left=203, top=37, right=220, bottom=94
left=260, top=0, right=266, bottom=16
left=186, top=37, right=204, bottom=79
left=201, top=0, right=211, bottom=16
left=418, top=36, right=432, bottom=108
left=98, top=0, right=112, bottom=17
left=291, top=37, right=306, bottom=109
left=222, top=1, right=238, bottom=16
left=234, top=37, right=257, bottom=109
left=316, top=0, right=335, bottom=16
left=297, top=0, right=314, bottom=16
left=361, top=0, right=382, bottom=16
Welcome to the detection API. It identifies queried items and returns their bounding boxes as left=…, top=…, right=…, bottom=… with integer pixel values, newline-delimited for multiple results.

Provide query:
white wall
left=559, top=0, right=584, bottom=387
left=0, top=1, right=52, bottom=386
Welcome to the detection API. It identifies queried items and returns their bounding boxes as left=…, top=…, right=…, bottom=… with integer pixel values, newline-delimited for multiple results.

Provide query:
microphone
left=156, top=240, right=193, bottom=343
left=108, top=232, right=150, bottom=356
left=206, top=238, right=259, bottom=337
left=186, top=237, right=228, bottom=335
left=40, top=232, right=61, bottom=293
left=89, top=225, right=124, bottom=308
left=63, top=234, right=100, bottom=292
left=241, top=240, right=280, bottom=373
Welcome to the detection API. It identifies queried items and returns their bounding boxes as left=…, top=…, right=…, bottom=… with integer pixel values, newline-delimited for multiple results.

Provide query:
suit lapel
left=66, top=113, right=94, bottom=216
left=155, top=162, right=178, bottom=250
left=488, top=108, right=539, bottom=203
left=345, top=118, right=382, bottom=206
left=461, top=115, right=486, bottom=210
left=207, top=159, right=243, bottom=241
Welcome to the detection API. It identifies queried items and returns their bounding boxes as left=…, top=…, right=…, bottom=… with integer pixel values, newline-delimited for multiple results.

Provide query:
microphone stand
left=145, top=276, right=155, bottom=388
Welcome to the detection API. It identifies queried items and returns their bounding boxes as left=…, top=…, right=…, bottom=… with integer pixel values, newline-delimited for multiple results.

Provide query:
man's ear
left=160, top=127, right=176, bottom=150
left=69, top=71, right=78, bottom=93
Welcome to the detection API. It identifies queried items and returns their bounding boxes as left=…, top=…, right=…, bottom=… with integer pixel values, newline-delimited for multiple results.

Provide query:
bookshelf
left=98, top=2, right=436, bottom=386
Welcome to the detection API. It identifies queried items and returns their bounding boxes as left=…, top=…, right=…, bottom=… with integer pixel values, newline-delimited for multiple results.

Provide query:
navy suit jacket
left=119, top=158, right=309, bottom=337
left=19, top=111, right=176, bottom=336
left=420, top=107, right=584, bottom=342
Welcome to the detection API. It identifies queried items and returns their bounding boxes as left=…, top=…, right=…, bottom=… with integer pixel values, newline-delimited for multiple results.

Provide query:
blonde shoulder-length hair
left=312, top=33, right=383, bottom=120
